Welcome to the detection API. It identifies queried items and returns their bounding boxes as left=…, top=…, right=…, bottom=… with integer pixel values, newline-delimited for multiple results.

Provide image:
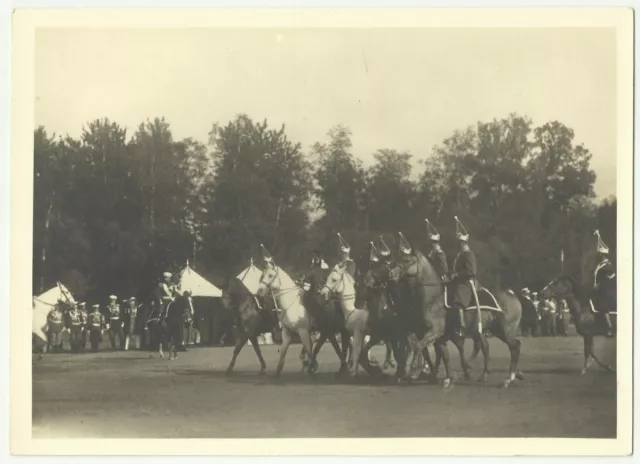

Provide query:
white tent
left=32, top=282, right=75, bottom=342
left=236, top=260, right=264, bottom=296
left=178, top=261, right=222, bottom=298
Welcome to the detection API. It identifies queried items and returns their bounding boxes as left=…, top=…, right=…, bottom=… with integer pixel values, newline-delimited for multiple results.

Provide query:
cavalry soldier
left=450, top=216, right=480, bottom=338
left=67, top=302, right=85, bottom=352
left=337, top=232, right=357, bottom=278
left=87, top=304, right=105, bottom=353
left=592, top=230, right=616, bottom=337
left=425, top=219, right=448, bottom=280
left=378, top=235, right=392, bottom=264
left=106, top=295, right=125, bottom=350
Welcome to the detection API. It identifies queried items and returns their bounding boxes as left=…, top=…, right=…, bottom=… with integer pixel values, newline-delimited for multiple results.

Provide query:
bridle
left=258, top=265, right=303, bottom=313
left=322, top=268, right=356, bottom=302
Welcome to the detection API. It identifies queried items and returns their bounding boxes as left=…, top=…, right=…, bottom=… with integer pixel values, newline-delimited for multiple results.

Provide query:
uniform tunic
left=342, top=258, right=357, bottom=280
left=593, top=258, right=617, bottom=312
left=451, top=249, right=479, bottom=309
left=87, top=311, right=104, bottom=350
left=427, top=248, right=448, bottom=280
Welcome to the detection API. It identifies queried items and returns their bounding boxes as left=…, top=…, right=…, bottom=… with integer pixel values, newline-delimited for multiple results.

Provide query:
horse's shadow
left=174, top=368, right=397, bottom=387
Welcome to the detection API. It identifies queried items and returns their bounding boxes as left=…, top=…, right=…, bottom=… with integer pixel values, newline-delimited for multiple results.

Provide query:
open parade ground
left=32, top=333, right=617, bottom=439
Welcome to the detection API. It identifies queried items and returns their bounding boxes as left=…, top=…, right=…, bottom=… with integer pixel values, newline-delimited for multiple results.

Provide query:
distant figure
left=123, top=297, right=140, bottom=350
left=87, top=304, right=105, bottom=353
left=518, top=288, right=538, bottom=337
left=106, top=295, right=125, bottom=350
left=46, top=303, right=64, bottom=353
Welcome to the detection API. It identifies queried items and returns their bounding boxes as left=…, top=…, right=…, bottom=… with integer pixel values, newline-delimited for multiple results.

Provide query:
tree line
left=33, top=113, right=616, bottom=301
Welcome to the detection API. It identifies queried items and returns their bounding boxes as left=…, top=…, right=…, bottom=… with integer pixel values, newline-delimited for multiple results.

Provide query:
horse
left=390, top=249, right=524, bottom=388
left=301, top=265, right=351, bottom=374
left=257, top=263, right=317, bottom=376
left=357, top=261, right=410, bottom=380
left=222, top=277, right=276, bottom=375
left=319, top=264, right=377, bottom=379
left=163, top=292, right=194, bottom=360
left=541, top=275, right=615, bottom=375
left=144, top=298, right=169, bottom=359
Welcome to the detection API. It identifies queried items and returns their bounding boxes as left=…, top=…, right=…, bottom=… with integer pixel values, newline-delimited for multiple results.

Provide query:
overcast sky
left=35, top=27, right=617, bottom=198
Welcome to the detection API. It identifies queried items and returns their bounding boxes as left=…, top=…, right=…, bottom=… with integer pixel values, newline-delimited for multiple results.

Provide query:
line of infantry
left=45, top=271, right=196, bottom=353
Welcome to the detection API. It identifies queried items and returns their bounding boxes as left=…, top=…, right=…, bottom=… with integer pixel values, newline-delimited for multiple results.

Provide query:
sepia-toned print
left=11, top=7, right=633, bottom=457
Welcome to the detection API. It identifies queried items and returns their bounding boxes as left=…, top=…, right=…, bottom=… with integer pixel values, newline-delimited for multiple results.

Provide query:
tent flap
left=179, top=265, right=222, bottom=298
left=236, top=264, right=263, bottom=296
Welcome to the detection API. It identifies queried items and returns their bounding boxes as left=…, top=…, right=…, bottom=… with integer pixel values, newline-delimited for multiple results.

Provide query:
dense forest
left=33, top=113, right=616, bottom=301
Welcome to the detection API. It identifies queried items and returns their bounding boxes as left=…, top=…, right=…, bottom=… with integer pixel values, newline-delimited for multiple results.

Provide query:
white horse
left=320, top=263, right=370, bottom=378
left=257, top=263, right=317, bottom=376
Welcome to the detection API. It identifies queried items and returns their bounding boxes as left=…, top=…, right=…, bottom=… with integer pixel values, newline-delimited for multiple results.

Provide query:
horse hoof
left=442, top=378, right=453, bottom=390
left=501, top=380, right=511, bottom=389
left=477, top=373, right=488, bottom=383
left=225, top=369, right=233, bottom=376
left=258, top=368, right=266, bottom=376
left=515, top=371, right=525, bottom=380
left=580, top=368, right=588, bottom=376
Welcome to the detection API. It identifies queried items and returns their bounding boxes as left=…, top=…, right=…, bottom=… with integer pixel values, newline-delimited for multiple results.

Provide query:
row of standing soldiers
left=46, top=296, right=142, bottom=353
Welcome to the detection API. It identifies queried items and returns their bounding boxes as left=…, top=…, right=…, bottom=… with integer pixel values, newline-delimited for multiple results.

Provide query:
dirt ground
left=32, top=333, right=617, bottom=439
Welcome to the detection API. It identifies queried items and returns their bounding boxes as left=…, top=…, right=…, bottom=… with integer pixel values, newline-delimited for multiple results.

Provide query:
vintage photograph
left=14, top=7, right=632, bottom=454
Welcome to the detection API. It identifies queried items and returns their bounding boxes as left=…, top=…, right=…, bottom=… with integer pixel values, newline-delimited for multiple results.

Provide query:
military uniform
left=592, top=230, right=616, bottom=336
left=78, top=303, right=88, bottom=350
left=46, top=306, right=64, bottom=353
left=593, top=257, right=616, bottom=311
left=106, top=297, right=125, bottom=350
left=67, top=307, right=85, bottom=352
left=428, top=247, right=448, bottom=280
left=451, top=248, right=479, bottom=309
left=87, top=306, right=104, bottom=352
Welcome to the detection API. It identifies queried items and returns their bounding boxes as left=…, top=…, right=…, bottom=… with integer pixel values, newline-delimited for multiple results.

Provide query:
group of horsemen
left=45, top=217, right=616, bottom=353
left=300, top=217, right=616, bottom=338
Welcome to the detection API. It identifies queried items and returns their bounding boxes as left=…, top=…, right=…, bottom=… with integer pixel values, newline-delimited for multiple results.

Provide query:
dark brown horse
left=541, top=275, right=615, bottom=374
left=222, top=277, right=278, bottom=375
left=301, top=265, right=351, bottom=374
left=390, top=248, right=524, bottom=388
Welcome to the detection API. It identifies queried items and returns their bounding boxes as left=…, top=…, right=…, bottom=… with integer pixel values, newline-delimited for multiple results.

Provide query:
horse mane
left=413, top=250, right=438, bottom=281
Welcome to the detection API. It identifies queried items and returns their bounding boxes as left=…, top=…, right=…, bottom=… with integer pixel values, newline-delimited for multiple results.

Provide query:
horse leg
left=297, top=327, right=316, bottom=375
left=383, top=341, right=396, bottom=369
left=450, top=335, right=472, bottom=381
left=275, top=327, right=293, bottom=377
left=248, top=335, right=267, bottom=375
left=324, top=332, right=346, bottom=374
left=473, top=333, right=490, bottom=382
left=226, top=332, right=249, bottom=375
left=435, top=338, right=453, bottom=389
left=581, top=336, right=594, bottom=375
left=588, top=335, right=615, bottom=373
left=496, top=334, right=521, bottom=388
left=339, top=331, right=350, bottom=374
left=349, top=329, right=366, bottom=379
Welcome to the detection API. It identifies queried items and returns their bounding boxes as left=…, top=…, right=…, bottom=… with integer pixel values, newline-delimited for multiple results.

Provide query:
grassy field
left=32, top=333, right=617, bottom=439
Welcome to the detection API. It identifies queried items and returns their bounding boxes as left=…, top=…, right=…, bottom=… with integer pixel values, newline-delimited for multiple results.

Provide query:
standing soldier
left=450, top=216, right=480, bottom=338
left=87, top=304, right=105, bottom=353
left=123, top=297, right=140, bottom=351
left=337, top=233, right=357, bottom=279
left=78, top=302, right=88, bottom=351
left=106, top=295, right=125, bottom=350
left=67, top=303, right=85, bottom=352
left=592, top=230, right=616, bottom=337
left=46, top=302, right=65, bottom=353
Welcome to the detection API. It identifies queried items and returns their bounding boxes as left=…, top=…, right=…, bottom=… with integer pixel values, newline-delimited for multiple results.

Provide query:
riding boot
left=604, top=313, right=614, bottom=337
left=457, top=309, right=465, bottom=337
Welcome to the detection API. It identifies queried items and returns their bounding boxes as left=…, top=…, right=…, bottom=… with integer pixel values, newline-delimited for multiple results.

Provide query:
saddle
left=589, top=299, right=617, bottom=316
left=464, top=288, right=503, bottom=313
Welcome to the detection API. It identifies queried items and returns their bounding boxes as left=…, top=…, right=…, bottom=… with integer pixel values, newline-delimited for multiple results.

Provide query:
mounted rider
left=337, top=233, right=357, bottom=279
left=425, top=219, right=448, bottom=281
left=592, top=230, right=616, bottom=337
left=450, top=216, right=480, bottom=338
left=378, top=235, right=392, bottom=264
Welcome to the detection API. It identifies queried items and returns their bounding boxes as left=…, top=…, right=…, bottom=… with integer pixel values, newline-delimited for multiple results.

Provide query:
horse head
left=320, top=264, right=350, bottom=301
left=389, top=248, right=424, bottom=282
left=257, top=263, right=280, bottom=297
